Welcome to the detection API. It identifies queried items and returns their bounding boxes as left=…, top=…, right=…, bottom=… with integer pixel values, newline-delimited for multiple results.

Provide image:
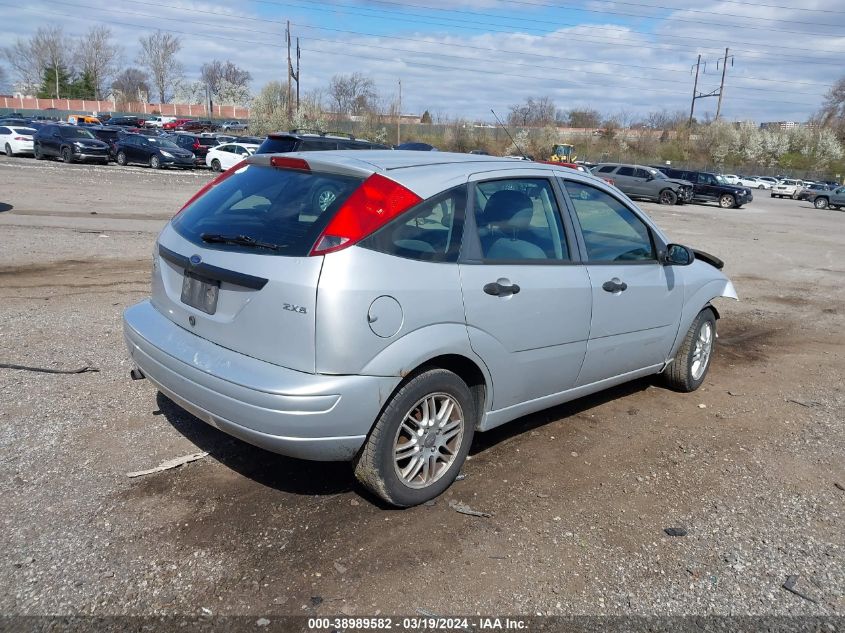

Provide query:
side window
left=597, top=165, right=616, bottom=173
left=474, top=178, right=569, bottom=262
left=563, top=181, right=656, bottom=262
left=299, top=139, right=337, bottom=151
left=0, top=127, right=9, bottom=135
left=218, top=145, right=232, bottom=153
left=360, top=185, right=466, bottom=263
left=616, top=166, right=635, bottom=177
left=634, top=168, right=650, bottom=179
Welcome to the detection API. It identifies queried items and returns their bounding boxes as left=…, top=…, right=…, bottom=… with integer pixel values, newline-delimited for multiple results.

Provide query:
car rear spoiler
left=692, top=249, right=724, bottom=270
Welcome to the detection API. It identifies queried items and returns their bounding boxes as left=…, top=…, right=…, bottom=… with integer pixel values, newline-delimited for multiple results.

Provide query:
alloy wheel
left=691, top=321, right=713, bottom=381
left=392, top=393, right=465, bottom=489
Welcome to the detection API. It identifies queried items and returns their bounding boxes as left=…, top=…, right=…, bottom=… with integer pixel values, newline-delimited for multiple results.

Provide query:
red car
left=163, top=118, right=193, bottom=131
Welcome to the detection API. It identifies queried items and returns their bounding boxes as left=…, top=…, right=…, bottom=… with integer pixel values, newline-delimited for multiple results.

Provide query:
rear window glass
left=196, top=137, right=218, bottom=146
left=172, top=165, right=363, bottom=257
left=256, top=137, right=298, bottom=154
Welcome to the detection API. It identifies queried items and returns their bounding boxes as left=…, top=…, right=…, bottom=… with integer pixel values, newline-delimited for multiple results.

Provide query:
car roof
left=249, top=150, right=611, bottom=199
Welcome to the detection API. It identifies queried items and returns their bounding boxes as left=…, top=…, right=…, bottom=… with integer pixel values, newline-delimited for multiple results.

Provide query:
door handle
left=602, top=278, right=628, bottom=293
left=484, top=281, right=521, bottom=296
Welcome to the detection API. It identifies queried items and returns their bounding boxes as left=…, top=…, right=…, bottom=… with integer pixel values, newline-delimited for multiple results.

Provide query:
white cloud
left=1, top=0, right=842, bottom=122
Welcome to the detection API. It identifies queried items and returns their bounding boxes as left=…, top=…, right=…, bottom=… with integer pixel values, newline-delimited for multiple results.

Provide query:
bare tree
left=819, top=76, right=845, bottom=139
left=2, top=25, right=68, bottom=97
left=32, top=26, right=69, bottom=99
left=0, top=64, right=8, bottom=93
left=75, top=26, right=121, bottom=100
left=111, top=67, right=150, bottom=102
left=328, top=73, right=378, bottom=116
left=2, top=37, right=41, bottom=94
left=136, top=31, right=183, bottom=103
left=507, top=97, right=556, bottom=127
left=565, top=108, right=602, bottom=128
left=200, top=59, right=252, bottom=95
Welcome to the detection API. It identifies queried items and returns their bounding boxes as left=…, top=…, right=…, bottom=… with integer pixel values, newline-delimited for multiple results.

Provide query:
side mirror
left=663, top=243, right=694, bottom=266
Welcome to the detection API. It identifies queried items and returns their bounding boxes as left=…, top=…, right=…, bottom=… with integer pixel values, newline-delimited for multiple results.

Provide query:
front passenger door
left=561, top=179, right=684, bottom=386
left=459, top=174, right=591, bottom=411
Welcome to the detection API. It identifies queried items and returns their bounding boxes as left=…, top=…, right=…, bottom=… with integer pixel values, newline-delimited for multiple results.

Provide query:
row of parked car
left=580, top=161, right=843, bottom=211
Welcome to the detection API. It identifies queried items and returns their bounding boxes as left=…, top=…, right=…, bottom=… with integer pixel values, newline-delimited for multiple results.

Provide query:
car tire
left=757, top=184, right=764, bottom=189
left=662, top=308, right=717, bottom=393
left=34, top=144, right=44, bottom=160
left=791, top=191, right=799, bottom=200
left=719, top=194, right=736, bottom=209
left=61, top=147, right=73, bottom=163
left=116, top=151, right=127, bottom=166
left=150, top=155, right=161, bottom=169
left=814, top=197, right=829, bottom=209
left=4, top=143, right=13, bottom=157
left=353, top=368, right=476, bottom=507
left=658, top=189, right=678, bottom=205
left=210, top=158, right=222, bottom=172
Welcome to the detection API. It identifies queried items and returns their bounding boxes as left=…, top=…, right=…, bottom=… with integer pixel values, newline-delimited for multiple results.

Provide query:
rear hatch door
left=152, top=161, right=366, bottom=373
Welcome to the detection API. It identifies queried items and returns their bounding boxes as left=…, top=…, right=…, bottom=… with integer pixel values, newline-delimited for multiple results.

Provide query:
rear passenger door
left=560, top=179, right=684, bottom=385
left=459, top=171, right=591, bottom=411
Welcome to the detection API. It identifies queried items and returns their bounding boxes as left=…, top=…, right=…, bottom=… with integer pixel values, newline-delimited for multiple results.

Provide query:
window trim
left=460, top=175, right=581, bottom=266
left=558, top=177, right=664, bottom=265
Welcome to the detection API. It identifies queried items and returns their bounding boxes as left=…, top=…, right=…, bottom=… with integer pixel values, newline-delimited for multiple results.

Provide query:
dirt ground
left=0, top=156, right=842, bottom=619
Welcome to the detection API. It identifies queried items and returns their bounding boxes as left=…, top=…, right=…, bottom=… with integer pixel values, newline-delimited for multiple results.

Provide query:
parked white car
left=751, top=176, right=775, bottom=189
left=145, top=116, right=177, bottom=129
left=736, top=176, right=766, bottom=189
left=722, top=174, right=740, bottom=185
left=0, top=125, right=36, bottom=156
left=771, top=179, right=804, bottom=199
left=205, top=142, right=258, bottom=172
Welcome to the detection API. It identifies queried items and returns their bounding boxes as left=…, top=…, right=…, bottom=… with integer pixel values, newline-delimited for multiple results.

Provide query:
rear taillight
left=192, top=141, right=201, bottom=150
left=175, top=161, right=246, bottom=215
left=14, top=137, right=28, bottom=141
left=310, top=173, right=422, bottom=256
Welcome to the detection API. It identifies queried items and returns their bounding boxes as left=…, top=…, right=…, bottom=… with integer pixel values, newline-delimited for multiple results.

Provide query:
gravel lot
left=0, top=155, right=842, bottom=619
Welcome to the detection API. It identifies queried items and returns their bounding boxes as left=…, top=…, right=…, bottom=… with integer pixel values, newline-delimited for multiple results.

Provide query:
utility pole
left=286, top=20, right=292, bottom=120
left=397, top=78, right=402, bottom=145
left=715, top=47, right=730, bottom=120
left=688, top=54, right=701, bottom=127
left=295, top=37, right=301, bottom=112
left=688, top=49, right=733, bottom=126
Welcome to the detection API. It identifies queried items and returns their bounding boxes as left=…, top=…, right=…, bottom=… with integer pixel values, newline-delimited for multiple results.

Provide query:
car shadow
left=0, top=202, right=12, bottom=213
left=155, top=391, right=355, bottom=497
left=470, top=377, right=654, bottom=454
left=155, top=378, right=655, bottom=501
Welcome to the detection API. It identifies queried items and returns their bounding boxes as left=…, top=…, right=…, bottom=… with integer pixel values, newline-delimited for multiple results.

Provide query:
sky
left=1, top=0, right=843, bottom=123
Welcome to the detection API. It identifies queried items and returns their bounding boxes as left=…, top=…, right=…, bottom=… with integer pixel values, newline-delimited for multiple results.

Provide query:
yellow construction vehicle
left=549, top=143, right=576, bottom=163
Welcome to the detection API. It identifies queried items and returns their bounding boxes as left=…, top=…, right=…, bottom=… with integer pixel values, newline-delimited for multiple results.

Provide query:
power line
left=86, top=0, right=841, bottom=80
left=26, top=0, right=829, bottom=99
left=249, top=0, right=845, bottom=62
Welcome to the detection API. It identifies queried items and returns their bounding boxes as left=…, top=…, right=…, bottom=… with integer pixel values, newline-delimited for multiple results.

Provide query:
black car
left=255, top=130, right=390, bottom=154
left=114, top=134, right=195, bottom=169
left=34, top=124, right=110, bottom=164
left=104, top=115, right=145, bottom=127
left=656, top=167, right=752, bottom=209
left=178, top=119, right=217, bottom=132
left=0, top=118, right=31, bottom=127
left=88, top=126, right=123, bottom=160
left=168, top=133, right=220, bottom=165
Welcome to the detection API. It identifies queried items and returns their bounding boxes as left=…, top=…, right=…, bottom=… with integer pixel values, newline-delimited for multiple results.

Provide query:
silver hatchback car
left=124, top=151, right=736, bottom=506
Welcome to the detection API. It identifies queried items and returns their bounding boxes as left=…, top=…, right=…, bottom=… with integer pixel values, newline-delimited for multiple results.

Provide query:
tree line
left=1, top=25, right=251, bottom=107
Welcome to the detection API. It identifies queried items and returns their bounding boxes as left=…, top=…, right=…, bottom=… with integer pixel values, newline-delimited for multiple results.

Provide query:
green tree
left=36, top=64, right=72, bottom=99
left=67, top=69, right=96, bottom=99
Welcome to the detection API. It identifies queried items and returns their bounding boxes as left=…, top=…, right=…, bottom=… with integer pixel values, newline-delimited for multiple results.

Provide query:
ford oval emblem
left=190, top=254, right=202, bottom=265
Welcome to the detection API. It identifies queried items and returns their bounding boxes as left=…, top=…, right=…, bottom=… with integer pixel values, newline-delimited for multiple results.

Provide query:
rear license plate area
left=181, top=271, right=220, bottom=314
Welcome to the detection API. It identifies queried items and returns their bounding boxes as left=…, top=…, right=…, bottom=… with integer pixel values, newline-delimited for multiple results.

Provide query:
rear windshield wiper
left=201, top=233, right=280, bottom=251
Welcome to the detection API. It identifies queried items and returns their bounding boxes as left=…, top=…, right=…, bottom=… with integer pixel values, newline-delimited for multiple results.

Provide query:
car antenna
left=490, top=108, right=528, bottom=160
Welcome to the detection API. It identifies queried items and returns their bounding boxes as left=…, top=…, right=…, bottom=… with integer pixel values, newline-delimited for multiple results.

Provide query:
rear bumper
left=123, top=300, right=400, bottom=461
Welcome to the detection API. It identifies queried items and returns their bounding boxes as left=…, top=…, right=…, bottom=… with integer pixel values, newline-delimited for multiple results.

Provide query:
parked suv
left=34, top=124, right=110, bottom=164
left=178, top=119, right=217, bottom=132
left=168, top=133, right=220, bottom=165
left=591, top=163, right=692, bottom=205
left=123, top=151, right=737, bottom=506
left=657, top=168, right=752, bottom=208
left=255, top=130, right=390, bottom=154
left=88, top=125, right=123, bottom=160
